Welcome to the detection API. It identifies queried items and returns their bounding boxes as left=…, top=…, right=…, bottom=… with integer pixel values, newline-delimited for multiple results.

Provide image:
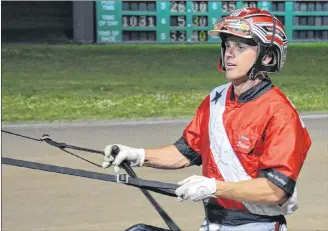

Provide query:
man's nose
left=225, top=47, right=235, bottom=58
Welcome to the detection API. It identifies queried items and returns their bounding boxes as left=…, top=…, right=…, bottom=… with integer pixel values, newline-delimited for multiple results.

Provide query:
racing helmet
left=209, top=8, right=288, bottom=79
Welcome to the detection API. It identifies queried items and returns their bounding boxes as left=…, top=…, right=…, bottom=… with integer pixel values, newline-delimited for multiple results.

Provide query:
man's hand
left=175, top=175, right=217, bottom=202
left=102, top=144, right=146, bottom=173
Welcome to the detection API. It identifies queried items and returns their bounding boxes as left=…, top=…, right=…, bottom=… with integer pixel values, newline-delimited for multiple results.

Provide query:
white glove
left=102, top=144, right=146, bottom=173
left=175, top=175, right=217, bottom=202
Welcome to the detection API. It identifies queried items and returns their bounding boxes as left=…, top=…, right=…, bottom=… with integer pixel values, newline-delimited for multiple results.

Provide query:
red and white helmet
left=209, top=8, right=288, bottom=78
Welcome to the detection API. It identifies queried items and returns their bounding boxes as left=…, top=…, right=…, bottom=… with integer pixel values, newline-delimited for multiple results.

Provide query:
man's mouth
left=226, top=62, right=237, bottom=70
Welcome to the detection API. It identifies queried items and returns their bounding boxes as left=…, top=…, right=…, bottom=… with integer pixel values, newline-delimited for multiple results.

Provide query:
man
left=102, top=8, right=312, bottom=231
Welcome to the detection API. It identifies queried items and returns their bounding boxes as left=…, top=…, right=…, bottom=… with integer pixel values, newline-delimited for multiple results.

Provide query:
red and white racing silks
left=179, top=81, right=312, bottom=216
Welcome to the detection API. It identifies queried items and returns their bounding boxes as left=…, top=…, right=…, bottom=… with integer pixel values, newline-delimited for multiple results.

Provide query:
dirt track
left=2, top=117, right=328, bottom=231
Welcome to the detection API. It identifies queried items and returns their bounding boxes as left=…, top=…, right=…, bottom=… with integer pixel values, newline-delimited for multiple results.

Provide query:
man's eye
left=237, top=45, right=245, bottom=51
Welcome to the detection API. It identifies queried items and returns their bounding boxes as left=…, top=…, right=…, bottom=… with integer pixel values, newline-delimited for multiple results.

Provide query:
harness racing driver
left=102, top=8, right=312, bottom=231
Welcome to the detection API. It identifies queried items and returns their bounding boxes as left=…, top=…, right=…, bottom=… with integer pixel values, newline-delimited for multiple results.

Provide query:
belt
left=206, top=203, right=286, bottom=226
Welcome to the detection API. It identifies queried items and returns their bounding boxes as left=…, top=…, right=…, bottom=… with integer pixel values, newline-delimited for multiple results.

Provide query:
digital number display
left=294, top=2, right=328, bottom=12
left=170, top=1, right=186, bottom=12
left=293, top=16, right=328, bottom=26
left=222, top=1, right=259, bottom=13
left=242, top=1, right=258, bottom=8
left=192, top=30, right=208, bottom=42
left=122, top=15, right=156, bottom=27
left=293, top=30, right=328, bottom=40
left=271, top=1, right=285, bottom=12
left=171, top=30, right=186, bottom=42
left=122, top=1, right=156, bottom=11
left=221, top=1, right=237, bottom=13
left=192, top=16, right=208, bottom=27
left=170, top=16, right=186, bottom=27
left=123, top=31, right=156, bottom=41
left=96, top=1, right=328, bottom=44
left=192, top=1, right=208, bottom=12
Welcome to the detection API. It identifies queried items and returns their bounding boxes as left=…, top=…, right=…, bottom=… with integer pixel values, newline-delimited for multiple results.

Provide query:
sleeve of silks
left=259, top=108, right=312, bottom=197
left=173, top=96, right=209, bottom=166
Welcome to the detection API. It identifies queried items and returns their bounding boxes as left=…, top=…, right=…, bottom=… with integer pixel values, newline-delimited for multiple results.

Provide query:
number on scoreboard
left=221, top=1, right=237, bottom=13
left=170, top=1, right=186, bottom=12
left=192, top=16, right=208, bottom=27
left=192, top=30, right=208, bottom=42
left=170, top=16, right=187, bottom=27
left=122, top=1, right=156, bottom=11
left=170, top=30, right=187, bottom=42
left=122, top=15, right=156, bottom=27
left=242, top=1, right=258, bottom=8
left=192, top=1, right=208, bottom=12
left=123, top=31, right=156, bottom=41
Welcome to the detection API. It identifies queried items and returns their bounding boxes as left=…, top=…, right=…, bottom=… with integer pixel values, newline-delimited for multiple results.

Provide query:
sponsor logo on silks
left=267, top=172, right=287, bottom=186
left=236, top=140, right=250, bottom=149
left=240, top=135, right=250, bottom=141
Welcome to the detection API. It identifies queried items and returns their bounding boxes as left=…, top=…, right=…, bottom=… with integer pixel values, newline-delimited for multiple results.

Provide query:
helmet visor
left=209, top=17, right=253, bottom=39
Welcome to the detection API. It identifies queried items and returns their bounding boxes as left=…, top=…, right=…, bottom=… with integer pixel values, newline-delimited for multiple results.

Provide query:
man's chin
left=225, top=72, right=246, bottom=81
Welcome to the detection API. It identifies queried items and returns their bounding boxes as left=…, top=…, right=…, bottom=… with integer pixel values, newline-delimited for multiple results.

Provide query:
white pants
left=199, top=219, right=287, bottom=231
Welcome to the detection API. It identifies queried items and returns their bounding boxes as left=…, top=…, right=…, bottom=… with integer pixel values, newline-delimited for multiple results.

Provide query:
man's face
left=223, top=36, right=258, bottom=81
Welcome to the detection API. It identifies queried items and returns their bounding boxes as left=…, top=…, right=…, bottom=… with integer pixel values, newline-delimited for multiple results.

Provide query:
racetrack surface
left=2, top=117, right=328, bottom=231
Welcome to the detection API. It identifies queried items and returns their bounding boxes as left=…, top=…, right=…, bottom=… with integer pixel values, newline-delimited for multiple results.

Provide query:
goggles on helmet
left=209, top=17, right=253, bottom=39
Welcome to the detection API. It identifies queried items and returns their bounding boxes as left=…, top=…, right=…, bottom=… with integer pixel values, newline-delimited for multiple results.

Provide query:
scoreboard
left=96, top=1, right=328, bottom=43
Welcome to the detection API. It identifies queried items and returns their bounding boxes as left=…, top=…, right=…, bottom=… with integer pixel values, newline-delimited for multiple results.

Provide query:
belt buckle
left=117, top=174, right=129, bottom=183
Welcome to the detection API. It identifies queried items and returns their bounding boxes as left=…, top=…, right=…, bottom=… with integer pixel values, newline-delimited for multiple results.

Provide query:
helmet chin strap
left=247, top=12, right=276, bottom=80
left=247, top=44, right=261, bottom=80
left=247, top=44, right=265, bottom=80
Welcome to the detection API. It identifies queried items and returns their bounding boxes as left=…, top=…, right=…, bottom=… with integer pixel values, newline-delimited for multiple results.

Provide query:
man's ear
left=262, top=51, right=273, bottom=65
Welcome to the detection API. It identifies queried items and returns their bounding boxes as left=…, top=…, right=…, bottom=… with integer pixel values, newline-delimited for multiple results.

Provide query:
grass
left=1, top=43, right=328, bottom=123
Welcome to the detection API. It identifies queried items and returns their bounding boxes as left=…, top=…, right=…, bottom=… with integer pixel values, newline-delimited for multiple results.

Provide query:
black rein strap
left=2, top=157, right=178, bottom=196
left=1, top=129, right=181, bottom=231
